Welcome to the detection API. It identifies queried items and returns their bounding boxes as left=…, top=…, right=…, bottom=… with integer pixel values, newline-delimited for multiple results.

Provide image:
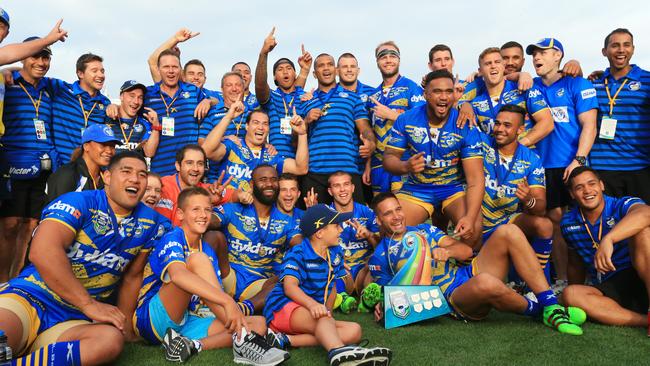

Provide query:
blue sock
left=237, top=299, right=254, bottom=315
left=12, top=340, right=81, bottom=366
left=531, top=238, right=553, bottom=283
left=522, top=296, right=541, bottom=316
left=335, top=278, right=346, bottom=293
left=535, top=289, right=559, bottom=308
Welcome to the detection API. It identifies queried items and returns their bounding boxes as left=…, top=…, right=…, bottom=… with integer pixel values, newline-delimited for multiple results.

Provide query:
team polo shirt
left=533, top=76, right=598, bottom=169
left=309, top=84, right=369, bottom=174
left=329, top=202, right=379, bottom=270
left=590, top=65, right=650, bottom=171
left=460, top=79, right=549, bottom=137
left=368, top=224, right=458, bottom=294
left=48, top=79, right=110, bottom=164
left=386, top=106, right=483, bottom=186
left=561, top=195, right=644, bottom=282
left=105, top=117, right=152, bottom=154
left=351, top=81, right=375, bottom=104
left=214, top=202, right=300, bottom=279
left=0, top=73, right=5, bottom=137
left=263, top=239, right=346, bottom=323
left=200, top=101, right=251, bottom=141
left=7, top=190, right=165, bottom=307
left=1, top=72, right=56, bottom=175
left=209, top=90, right=259, bottom=111
left=145, top=81, right=210, bottom=175
left=368, top=75, right=425, bottom=169
left=480, top=133, right=545, bottom=233
left=204, top=88, right=222, bottom=103
left=262, top=86, right=313, bottom=159
left=136, top=226, right=221, bottom=319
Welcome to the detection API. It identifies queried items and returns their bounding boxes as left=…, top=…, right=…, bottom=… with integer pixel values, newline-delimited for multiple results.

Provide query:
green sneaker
left=339, top=292, right=357, bottom=314
left=543, top=305, right=583, bottom=335
left=357, top=283, right=382, bottom=313
left=333, top=293, right=343, bottom=310
left=566, top=306, right=587, bottom=325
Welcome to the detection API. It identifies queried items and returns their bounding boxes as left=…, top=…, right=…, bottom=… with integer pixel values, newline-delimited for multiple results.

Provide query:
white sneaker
left=232, top=328, right=290, bottom=366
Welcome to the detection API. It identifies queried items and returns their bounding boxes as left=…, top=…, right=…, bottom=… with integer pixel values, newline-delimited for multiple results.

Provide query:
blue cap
left=82, top=124, right=120, bottom=144
left=526, top=38, right=564, bottom=55
left=300, top=204, right=353, bottom=237
left=120, top=80, right=146, bottom=94
left=0, top=8, right=9, bottom=28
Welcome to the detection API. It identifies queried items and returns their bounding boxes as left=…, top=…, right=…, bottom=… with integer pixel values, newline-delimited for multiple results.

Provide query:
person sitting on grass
left=263, top=204, right=392, bottom=366
left=366, top=192, right=586, bottom=335
left=134, top=187, right=288, bottom=365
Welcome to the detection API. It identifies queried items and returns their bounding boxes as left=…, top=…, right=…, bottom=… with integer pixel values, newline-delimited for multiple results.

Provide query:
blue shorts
left=370, top=166, right=403, bottom=193
left=397, top=182, right=465, bottom=216
left=135, top=292, right=214, bottom=344
left=223, top=264, right=272, bottom=301
left=349, top=263, right=366, bottom=280
left=443, top=262, right=476, bottom=299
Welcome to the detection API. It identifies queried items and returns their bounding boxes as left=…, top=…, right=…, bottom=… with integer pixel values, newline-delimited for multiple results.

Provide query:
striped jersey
left=262, top=86, right=313, bottom=159
left=200, top=101, right=251, bottom=141
left=105, top=117, right=152, bottom=155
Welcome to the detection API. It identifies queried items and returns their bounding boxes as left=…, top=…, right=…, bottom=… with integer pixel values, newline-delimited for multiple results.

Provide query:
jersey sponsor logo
left=410, top=94, right=425, bottom=103
left=156, top=198, right=174, bottom=210
left=306, top=262, right=319, bottom=268
left=227, top=164, right=253, bottom=180
left=341, top=240, right=369, bottom=250
left=533, top=167, right=545, bottom=176
left=230, top=238, right=278, bottom=256
left=629, top=81, right=641, bottom=91
left=528, top=89, right=542, bottom=98
left=9, top=165, right=39, bottom=177
left=285, top=263, right=299, bottom=271
left=368, top=264, right=381, bottom=272
left=49, top=200, right=82, bottom=219
left=581, top=88, right=596, bottom=99
left=485, top=174, right=517, bottom=196
left=67, top=241, right=131, bottom=272
left=564, top=224, right=581, bottom=231
left=425, top=155, right=458, bottom=168
left=235, top=213, right=257, bottom=231
left=117, top=142, right=140, bottom=151
left=550, top=106, right=569, bottom=123
left=556, top=88, right=565, bottom=97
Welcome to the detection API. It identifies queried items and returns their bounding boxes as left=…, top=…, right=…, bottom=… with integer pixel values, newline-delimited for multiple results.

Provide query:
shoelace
left=238, top=333, right=271, bottom=361
left=546, top=308, right=572, bottom=327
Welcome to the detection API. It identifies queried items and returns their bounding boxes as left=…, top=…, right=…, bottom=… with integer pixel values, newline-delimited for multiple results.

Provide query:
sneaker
left=233, top=328, right=290, bottom=366
left=363, top=346, right=393, bottom=366
left=358, top=283, right=381, bottom=313
left=339, top=293, right=358, bottom=314
left=525, top=293, right=587, bottom=326
left=328, top=345, right=392, bottom=366
left=551, top=280, right=568, bottom=296
left=542, top=305, right=583, bottom=335
left=162, top=328, right=200, bottom=363
left=265, top=329, right=290, bottom=351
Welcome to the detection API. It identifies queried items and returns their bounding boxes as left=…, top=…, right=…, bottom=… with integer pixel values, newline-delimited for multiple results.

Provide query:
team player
left=255, top=27, right=314, bottom=159
left=105, top=80, right=160, bottom=156
left=527, top=38, right=598, bottom=289
left=232, top=62, right=260, bottom=110
left=367, top=41, right=425, bottom=193
left=337, top=53, right=376, bottom=104
left=589, top=28, right=650, bottom=203
left=368, top=193, right=585, bottom=335
left=212, top=165, right=303, bottom=314
left=263, top=204, right=392, bottom=365
left=0, top=151, right=166, bottom=365
left=0, top=40, right=59, bottom=282
left=561, top=167, right=650, bottom=335
left=383, top=70, right=484, bottom=246
left=135, top=187, right=289, bottom=365
left=202, top=72, right=250, bottom=141
left=201, top=100, right=308, bottom=190
left=301, top=53, right=375, bottom=205
left=460, top=47, right=554, bottom=147
left=480, top=105, right=554, bottom=279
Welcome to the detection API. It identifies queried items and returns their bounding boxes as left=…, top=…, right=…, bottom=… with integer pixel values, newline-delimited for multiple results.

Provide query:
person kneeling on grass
left=134, top=187, right=289, bottom=365
left=366, top=192, right=586, bottom=335
left=263, top=204, right=393, bottom=366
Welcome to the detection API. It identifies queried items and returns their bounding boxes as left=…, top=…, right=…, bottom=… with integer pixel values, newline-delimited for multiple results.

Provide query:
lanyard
left=579, top=209, right=603, bottom=249
left=323, top=249, right=334, bottom=304
left=160, top=91, right=179, bottom=117
left=89, top=172, right=101, bottom=190
left=317, top=87, right=337, bottom=114
left=18, top=82, right=43, bottom=119
left=486, top=87, right=506, bottom=122
left=494, top=143, right=520, bottom=191
left=280, top=92, right=294, bottom=117
left=233, top=105, right=248, bottom=136
left=78, top=97, right=98, bottom=128
left=117, top=118, right=135, bottom=147
left=604, top=78, right=628, bottom=116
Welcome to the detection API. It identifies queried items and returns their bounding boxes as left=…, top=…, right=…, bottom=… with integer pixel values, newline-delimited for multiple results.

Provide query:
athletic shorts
left=349, top=263, right=366, bottom=280
left=222, top=265, right=271, bottom=301
left=481, top=213, right=521, bottom=243
left=397, top=182, right=465, bottom=217
left=134, top=292, right=214, bottom=344
left=598, top=167, right=650, bottom=204
left=593, top=267, right=649, bottom=314
left=0, top=173, right=49, bottom=219
left=545, top=168, right=572, bottom=209
left=0, top=285, right=90, bottom=356
left=268, top=301, right=301, bottom=334
left=370, top=166, right=403, bottom=194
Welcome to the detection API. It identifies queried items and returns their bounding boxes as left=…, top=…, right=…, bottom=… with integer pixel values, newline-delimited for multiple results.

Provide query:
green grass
left=117, top=311, right=649, bottom=365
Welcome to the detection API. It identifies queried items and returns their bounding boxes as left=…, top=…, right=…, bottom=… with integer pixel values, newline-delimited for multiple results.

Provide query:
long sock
left=521, top=296, right=541, bottom=316
left=12, top=340, right=81, bottom=366
left=237, top=299, right=254, bottom=315
left=531, top=238, right=553, bottom=283
left=535, top=289, right=559, bottom=308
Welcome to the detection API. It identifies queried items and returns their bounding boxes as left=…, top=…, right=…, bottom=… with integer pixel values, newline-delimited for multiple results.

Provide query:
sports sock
left=535, top=289, right=559, bottom=308
left=521, top=296, right=541, bottom=316
left=12, top=340, right=81, bottom=366
left=237, top=299, right=254, bottom=315
left=531, top=238, right=553, bottom=282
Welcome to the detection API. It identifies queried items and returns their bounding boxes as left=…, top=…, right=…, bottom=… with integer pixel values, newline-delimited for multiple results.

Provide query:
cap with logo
left=120, top=80, right=147, bottom=94
left=300, top=204, right=353, bottom=237
left=82, top=124, right=120, bottom=144
left=526, top=38, right=564, bottom=55
left=0, top=8, right=9, bottom=28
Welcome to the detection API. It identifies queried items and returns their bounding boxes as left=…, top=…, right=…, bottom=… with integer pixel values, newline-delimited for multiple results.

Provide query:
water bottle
left=0, top=330, right=12, bottom=365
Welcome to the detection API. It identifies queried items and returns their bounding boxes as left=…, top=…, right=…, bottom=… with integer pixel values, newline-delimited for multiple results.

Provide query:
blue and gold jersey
left=208, top=138, right=285, bottom=186
left=368, top=75, right=424, bottom=168
left=329, top=202, right=378, bottom=269
left=214, top=203, right=300, bottom=278
left=480, top=133, right=545, bottom=234
left=460, top=80, right=549, bottom=139
left=264, top=239, right=346, bottom=324
left=387, top=106, right=483, bottom=185
left=368, top=224, right=460, bottom=296
left=136, top=227, right=221, bottom=321
left=6, top=190, right=166, bottom=308
left=561, top=195, right=643, bottom=282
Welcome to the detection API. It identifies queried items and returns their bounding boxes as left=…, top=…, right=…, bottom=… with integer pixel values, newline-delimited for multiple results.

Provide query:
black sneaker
left=265, top=329, right=291, bottom=350
left=233, top=328, right=290, bottom=365
left=162, top=328, right=200, bottom=363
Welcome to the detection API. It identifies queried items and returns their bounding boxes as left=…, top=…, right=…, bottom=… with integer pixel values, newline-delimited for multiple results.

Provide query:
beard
left=253, top=184, right=278, bottom=206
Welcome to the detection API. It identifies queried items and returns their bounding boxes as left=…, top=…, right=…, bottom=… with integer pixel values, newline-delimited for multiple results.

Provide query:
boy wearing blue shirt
left=135, top=186, right=288, bottom=365
left=264, top=204, right=392, bottom=366
left=561, top=167, right=650, bottom=336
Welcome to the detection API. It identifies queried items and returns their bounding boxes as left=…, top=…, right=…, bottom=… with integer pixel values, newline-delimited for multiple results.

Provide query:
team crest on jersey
left=606, top=216, right=615, bottom=228
left=360, top=94, right=368, bottom=103
left=511, top=160, right=528, bottom=174
left=99, top=104, right=105, bottom=110
left=134, top=123, right=144, bottom=133
left=556, top=88, right=565, bottom=97
left=333, top=254, right=341, bottom=266
left=629, top=81, right=641, bottom=91
left=91, top=210, right=112, bottom=235
left=182, top=92, right=190, bottom=99
left=409, top=127, right=429, bottom=144
left=474, top=100, right=490, bottom=113
left=338, top=91, right=349, bottom=98
left=237, top=214, right=257, bottom=231
left=484, top=145, right=496, bottom=164
left=438, top=133, right=459, bottom=148
left=269, top=221, right=286, bottom=235
left=119, top=217, right=136, bottom=237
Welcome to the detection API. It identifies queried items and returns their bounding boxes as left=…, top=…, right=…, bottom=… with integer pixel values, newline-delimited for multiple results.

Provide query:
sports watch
left=574, top=156, right=586, bottom=166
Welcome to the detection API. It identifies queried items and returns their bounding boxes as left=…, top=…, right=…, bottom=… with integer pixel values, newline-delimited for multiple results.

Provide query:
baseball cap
left=526, top=38, right=564, bottom=55
left=272, top=57, right=295, bottom=74
left=0, top=8, right=10, bottom=28
left=300, top=204, right=353, bottom=237
left=23, top=36, right=52, bottom=56
left=82, top=124, right=120, bottom=144
left=120, top=80, right=146, bottom=94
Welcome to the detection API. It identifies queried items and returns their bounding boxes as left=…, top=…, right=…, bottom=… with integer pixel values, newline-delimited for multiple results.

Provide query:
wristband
left=151, top=125, right=162, bottom=131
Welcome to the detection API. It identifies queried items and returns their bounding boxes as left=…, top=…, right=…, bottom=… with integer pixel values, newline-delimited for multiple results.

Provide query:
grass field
left=117, top=311, right=649, bottom=365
